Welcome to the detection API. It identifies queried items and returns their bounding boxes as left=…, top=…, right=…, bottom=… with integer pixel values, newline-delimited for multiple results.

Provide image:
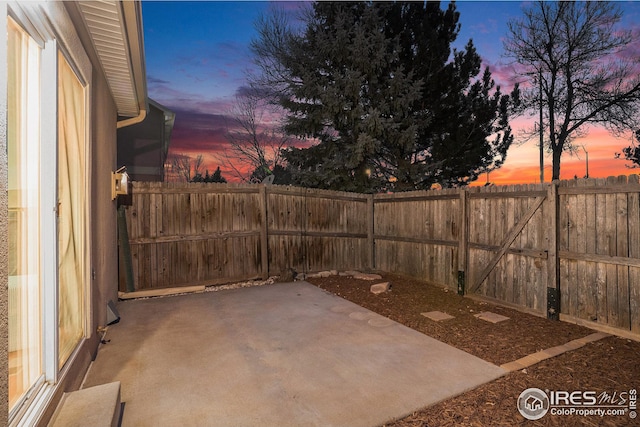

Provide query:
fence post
left=547, top=182, right=560, bottom=320
left=259, top=185, right=269, bottom=279
left=458, top=188, right=468, bottom=295
left=368, top=194, right=375, bottom=271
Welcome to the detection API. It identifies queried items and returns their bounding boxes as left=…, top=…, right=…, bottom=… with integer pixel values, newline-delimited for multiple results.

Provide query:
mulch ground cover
left=306, top=273, right=640, bottom=427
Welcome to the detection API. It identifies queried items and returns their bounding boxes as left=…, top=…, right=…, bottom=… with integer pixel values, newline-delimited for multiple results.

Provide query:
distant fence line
left=119, top=175, right=640, bottom=335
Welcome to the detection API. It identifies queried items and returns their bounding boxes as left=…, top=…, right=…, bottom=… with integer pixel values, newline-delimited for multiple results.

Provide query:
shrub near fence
left=120, top=176, right=640, bottom=335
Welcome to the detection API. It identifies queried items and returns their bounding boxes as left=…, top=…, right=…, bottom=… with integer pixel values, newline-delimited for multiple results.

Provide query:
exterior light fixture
left=111, top=166, right=130, bottom=200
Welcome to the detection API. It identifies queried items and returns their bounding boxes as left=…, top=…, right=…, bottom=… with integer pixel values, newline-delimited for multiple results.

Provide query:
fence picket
left=603, top=176, right=620, bottom=326
left=616, top=175, right=630, bottom=329
left=627, top=175, right=640, bottom=333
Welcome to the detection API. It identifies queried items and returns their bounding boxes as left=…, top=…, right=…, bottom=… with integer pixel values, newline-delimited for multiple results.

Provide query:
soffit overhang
left=77, top=0, right=147, bottom=117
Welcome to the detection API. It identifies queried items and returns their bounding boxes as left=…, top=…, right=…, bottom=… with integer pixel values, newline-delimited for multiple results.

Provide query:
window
left=57, top=51, right=88, bottom=369
left=7, top=10, right=91, bottom=423
left=7, top=16, right=44, bottom=412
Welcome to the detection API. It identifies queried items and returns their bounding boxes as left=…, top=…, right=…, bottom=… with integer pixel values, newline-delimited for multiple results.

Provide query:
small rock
left=330, top=270, right=338, bottom=276
left=277, top=268, right=297, bottom=282
left=353, top=272, right=383, bottom=280
left=306, top=271, right=332, bottom=278
left=370, top=282, right=392, bottom=294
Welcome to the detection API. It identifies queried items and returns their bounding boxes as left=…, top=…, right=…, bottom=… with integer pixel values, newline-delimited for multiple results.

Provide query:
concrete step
left=48, top=382, right=121, bottom=427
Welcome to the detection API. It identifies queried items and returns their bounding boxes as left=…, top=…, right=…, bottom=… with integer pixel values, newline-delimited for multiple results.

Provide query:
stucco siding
left=0, top=4, right=10, bottom=426
left=91, top=69, right=119, bottom=334
left=4, top=2, right=137, bottom=423
left=37, top=7, right=121, bottom=425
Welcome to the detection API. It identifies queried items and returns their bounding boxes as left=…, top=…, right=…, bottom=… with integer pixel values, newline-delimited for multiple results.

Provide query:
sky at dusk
left=142, top=1, right=640, bottom=185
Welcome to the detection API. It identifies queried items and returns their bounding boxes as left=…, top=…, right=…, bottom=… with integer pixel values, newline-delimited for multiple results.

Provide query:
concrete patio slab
left=83, top=282, right=506, bottom=427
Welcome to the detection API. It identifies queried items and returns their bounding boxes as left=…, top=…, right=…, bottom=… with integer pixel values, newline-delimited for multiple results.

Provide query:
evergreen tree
left=383, top=2, right=517, bottom=188
left=618, top=130, right=640, bottom=168
left=209, top=166, right=227, bottom=183
left=252, top=1, right=518, bottom=192
left=190, top=166, right=227, bottom=183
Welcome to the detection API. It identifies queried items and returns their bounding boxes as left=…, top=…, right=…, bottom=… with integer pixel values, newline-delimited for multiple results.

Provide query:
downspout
left=116, top=105, right=142, bottom=292
left=115, top=0, right=147, bottom=291
left=117, top=108, right=146, bottom=129
left=115, top=100, right=145, bottom=294
left=115, top=105, right=144, bottom=293
left=117, top=205, right=136, bottom=292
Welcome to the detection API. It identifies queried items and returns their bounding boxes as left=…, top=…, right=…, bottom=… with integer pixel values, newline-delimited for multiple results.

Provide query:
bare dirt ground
left=306, top=273, right=640, bottom=427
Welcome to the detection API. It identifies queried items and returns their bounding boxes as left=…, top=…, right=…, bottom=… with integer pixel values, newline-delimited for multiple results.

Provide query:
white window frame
left=6, top=12, right=47, bottom=424
left=7, top=2, right=93, bottom=426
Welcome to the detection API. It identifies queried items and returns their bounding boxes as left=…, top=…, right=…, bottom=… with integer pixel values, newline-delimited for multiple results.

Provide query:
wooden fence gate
left=462, top=184, right=554, bottom=316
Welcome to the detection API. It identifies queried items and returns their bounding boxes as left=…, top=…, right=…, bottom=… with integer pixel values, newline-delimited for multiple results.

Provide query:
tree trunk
left=552, top=147, right=562, bottom=181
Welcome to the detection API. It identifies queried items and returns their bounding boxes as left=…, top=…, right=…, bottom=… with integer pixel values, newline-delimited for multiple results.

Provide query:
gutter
left=117, top=0, right=148, bottom=129
left=117, top=108, right=146, bottom=128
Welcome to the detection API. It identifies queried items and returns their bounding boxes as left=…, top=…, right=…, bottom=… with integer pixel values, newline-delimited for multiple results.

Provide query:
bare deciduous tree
left=167, top=153, right=204, bottom=182
left=505, top=1, right=640, bottom=180
left=222, top=90, right=291, bottom=182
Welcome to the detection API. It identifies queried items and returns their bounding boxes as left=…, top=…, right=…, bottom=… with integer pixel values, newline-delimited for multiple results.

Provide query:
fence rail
left=119, top=176, right=640, bottom=335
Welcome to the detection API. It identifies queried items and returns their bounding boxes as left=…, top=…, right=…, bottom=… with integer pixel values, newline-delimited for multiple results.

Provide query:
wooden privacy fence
left=557, top=176, right=640, bottom=334
left=120, top=182, right=371, bottom=290
left=119, top=176, right=640, bottom=335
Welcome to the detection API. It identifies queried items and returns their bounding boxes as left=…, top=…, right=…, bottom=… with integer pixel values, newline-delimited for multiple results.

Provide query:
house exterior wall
left=1, top=4, right=10, bottom=426
left=2, top=2, right=126, bottom=425
left=37, top=52, right=120, bottom=427
left=64, top=0, right=120, bottom=342
left=36, top=5, right=121, bottom=426
left=90, top=69, right=119, bottom=338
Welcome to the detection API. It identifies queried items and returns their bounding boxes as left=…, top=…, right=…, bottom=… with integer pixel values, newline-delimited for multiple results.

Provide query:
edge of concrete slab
left=384, top=332, right=611, bottom=424
left=118, top=286, right=205, bottom=300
